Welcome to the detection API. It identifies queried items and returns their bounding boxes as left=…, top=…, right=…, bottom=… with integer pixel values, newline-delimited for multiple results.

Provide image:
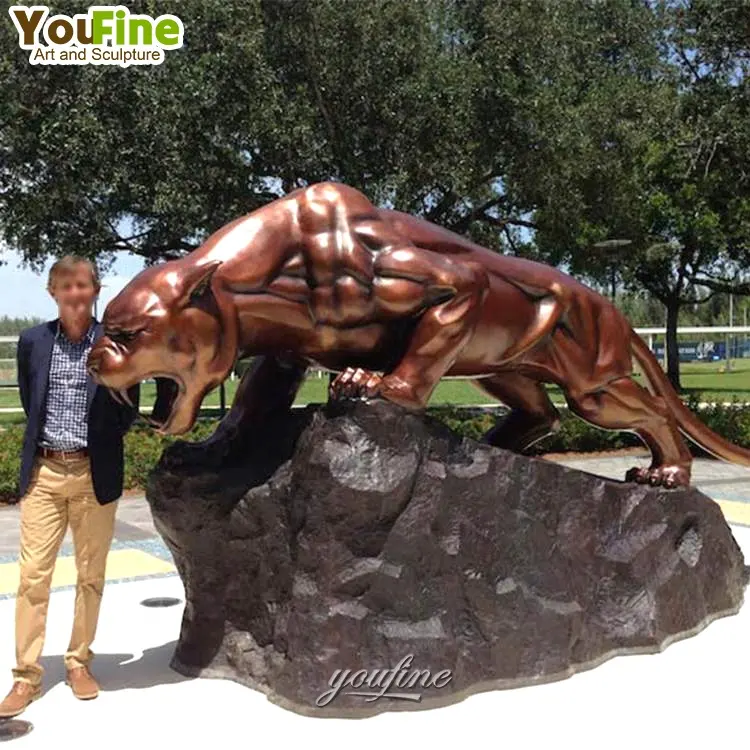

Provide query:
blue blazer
left=16, top=319, right=140, bottom=504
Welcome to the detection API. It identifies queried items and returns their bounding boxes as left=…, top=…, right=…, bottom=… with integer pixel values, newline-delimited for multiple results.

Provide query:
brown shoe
left=0, top=681, right=40, bottom=718
left=65, top=667, right=99, bottom=700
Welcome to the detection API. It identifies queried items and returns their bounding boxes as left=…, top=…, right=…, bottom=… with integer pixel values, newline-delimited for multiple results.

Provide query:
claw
left=625, top=464, right=690, bottom=488
left=331, top=367, right=383, bottom=401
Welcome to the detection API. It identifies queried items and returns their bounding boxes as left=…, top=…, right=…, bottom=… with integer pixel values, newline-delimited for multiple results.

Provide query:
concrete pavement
left=0, top=487, right=746, bottom=748
left=0, top=495, right=175, bottom=600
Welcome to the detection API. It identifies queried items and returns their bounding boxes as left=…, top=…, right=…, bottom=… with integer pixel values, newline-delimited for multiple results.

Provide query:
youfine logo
left=8, top=5, right=184, bottom=68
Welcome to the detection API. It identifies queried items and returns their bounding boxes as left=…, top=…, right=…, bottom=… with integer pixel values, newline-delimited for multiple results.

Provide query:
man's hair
left=47, top=255, right=101, bottom=293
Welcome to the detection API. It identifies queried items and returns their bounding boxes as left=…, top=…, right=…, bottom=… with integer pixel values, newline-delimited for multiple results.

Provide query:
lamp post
left=95, top=282, right=107, bottom=320
left=727, top=294, right=733, bottom=372
left=591, top=239, right=633, bottom=302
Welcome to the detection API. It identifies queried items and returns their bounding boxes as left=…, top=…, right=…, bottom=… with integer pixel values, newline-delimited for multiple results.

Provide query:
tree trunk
left=665, top=299, right=682, bottom=391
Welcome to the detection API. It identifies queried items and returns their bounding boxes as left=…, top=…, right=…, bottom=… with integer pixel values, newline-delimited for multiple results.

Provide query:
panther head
left=87, top=258, right=237, bottom=435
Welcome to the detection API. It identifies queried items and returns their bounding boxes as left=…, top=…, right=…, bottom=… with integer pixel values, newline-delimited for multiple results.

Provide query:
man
left=0, top=256, right=139, bottom=718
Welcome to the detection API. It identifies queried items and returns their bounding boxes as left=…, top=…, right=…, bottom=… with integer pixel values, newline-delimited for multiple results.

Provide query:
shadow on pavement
left=39, top=641, right=190, bottom=693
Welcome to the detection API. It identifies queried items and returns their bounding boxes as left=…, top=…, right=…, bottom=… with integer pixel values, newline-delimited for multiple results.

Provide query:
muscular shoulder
left=294, top=183, right=379, bottom=232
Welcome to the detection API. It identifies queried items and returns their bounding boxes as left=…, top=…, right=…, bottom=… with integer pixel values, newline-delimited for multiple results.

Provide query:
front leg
left=329, top=249, right=489, bottom=410
left=166, top=355, right=307, bottom=468
left=216, top=354, right=307, bottom=438
left=374, top=248, right=489, bottom=409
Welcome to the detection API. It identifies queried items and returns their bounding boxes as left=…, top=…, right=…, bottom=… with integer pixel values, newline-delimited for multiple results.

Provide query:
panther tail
left=630, top=333, right=750, bottom=466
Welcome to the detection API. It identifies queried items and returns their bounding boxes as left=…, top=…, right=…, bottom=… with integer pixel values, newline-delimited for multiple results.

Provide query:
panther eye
left=107, top=328, right=141, bottom=345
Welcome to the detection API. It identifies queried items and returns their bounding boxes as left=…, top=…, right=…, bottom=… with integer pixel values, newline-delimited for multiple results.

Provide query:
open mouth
left=149, top=376, right=182, bottom=428
left=108, top=375, right=183, bottom=430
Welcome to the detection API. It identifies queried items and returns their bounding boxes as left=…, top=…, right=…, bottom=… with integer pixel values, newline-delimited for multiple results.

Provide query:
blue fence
left=651, top=340, right=750, bottom=362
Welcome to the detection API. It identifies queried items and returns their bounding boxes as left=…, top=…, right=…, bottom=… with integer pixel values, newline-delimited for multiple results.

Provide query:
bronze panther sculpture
left=87, top=182, right=750, bottom=487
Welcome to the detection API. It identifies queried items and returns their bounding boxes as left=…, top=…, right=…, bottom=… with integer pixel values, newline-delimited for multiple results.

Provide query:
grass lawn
left=295, top=377, right=489, bottom=406
left=677, top=358, right=750, bottom=396
left=1, top=359, right=749, bottom=419
left=544, top=359, right=750, bottom=403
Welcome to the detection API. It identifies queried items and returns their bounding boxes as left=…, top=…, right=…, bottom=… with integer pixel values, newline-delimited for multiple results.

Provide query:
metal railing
left=1, top=327, right=749, bottom=414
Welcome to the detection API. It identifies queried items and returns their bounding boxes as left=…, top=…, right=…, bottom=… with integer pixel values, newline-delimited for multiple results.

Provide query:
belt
left=37, top=447, right=89, bottom=460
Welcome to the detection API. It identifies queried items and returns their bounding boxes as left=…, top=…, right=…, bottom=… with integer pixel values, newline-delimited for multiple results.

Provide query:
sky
left=0, top=251, right=146, bottom=319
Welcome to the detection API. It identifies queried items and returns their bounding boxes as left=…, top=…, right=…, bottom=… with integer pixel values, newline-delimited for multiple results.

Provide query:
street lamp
left=94, top=283, right=108, bottom=320
left=591, top=239, right=633, bottom=301
left=727, top=293, right=733, bottom=372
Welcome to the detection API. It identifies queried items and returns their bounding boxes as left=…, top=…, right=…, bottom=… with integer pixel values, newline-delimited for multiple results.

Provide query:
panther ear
left=179, top=260, right=222, bottom=307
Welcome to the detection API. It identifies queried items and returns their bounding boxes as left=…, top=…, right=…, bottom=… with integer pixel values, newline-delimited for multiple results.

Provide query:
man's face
left=49, top=265, right=97, bottom=319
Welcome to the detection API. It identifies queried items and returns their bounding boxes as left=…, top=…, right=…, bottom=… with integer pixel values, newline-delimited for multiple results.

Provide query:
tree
left=464, top=0, right=667, bottom=262
left=2, top=0, right=748, bottom=395
left=0, top=0, right=497, bottom=267
left=479, top=0, right=750, bottom=390
left=624, top=0, right=750, bottom=388
left=1, top=0, right=284, bottom=268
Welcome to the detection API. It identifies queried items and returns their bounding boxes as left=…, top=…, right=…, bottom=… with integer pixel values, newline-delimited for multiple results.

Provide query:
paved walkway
left=0, top=496, right=746, bottom=747
left=0, top=496, right=175, bottom=600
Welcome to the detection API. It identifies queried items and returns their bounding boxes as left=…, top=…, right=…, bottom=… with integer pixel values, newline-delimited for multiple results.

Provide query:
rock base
left=146, top=401, right=747, bottom=717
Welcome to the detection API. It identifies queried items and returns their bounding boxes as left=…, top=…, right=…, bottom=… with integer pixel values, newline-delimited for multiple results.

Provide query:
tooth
left=145, top=410, right=165, bottom=428
left=120, top=388, right=134, bottom=408
left=109, top=388, right=123, bottom=405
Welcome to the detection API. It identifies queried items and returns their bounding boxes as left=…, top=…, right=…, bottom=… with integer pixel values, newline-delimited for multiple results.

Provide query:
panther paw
left=329, top=368, right=383, bottom=400
left=625, top=464, right=690, bottom=489
left=329, top=369, right=425, bottom=411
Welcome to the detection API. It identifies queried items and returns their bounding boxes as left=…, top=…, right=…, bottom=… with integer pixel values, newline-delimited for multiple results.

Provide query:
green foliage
left=688, top=399, right=750, bottom=452
left=0, top=317, right=43, bottom=358
left=427, top=406, right=496, bottom=441
left=3, top=401, right=750, bottom=501
left=429, top=402, right=750, bottom=456
left=0, top=317, right=44, bottom=335
left=533, top=414, right=639, bottom=454
left=122, top=419, right=218, bottom=490
left=0, top=425, right=23, bottom=502
left=0, top=419, right=217, bottom=502
left=1, top=0, right=748, bottom=393
left=427, top=405, right=639, bottom=452
left=0, top=0, right=497, bottom=265
left=12, top=0, right=743, bottom=273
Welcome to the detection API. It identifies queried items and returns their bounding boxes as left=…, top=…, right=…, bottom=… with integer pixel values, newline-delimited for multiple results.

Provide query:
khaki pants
left=13, top=456, right=117, bottom=686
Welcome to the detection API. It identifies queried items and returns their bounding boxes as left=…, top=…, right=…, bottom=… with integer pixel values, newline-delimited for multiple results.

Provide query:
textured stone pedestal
left=146, top=400, right=747, bottom=717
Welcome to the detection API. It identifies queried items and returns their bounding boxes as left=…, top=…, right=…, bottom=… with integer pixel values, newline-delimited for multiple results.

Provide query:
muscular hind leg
left=565, top=376, right=692, bottom=488
left=478, top=373, right=561, bottom=452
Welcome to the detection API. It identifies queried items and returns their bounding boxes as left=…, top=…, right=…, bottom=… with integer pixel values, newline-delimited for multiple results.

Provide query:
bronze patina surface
left=88, top=182, right=750, bottom=487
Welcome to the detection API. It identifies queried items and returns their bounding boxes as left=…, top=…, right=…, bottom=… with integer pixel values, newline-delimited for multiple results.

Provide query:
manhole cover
left=0, top=720, right=33, bottom=742
left=140, top=597, right=182, bottom=608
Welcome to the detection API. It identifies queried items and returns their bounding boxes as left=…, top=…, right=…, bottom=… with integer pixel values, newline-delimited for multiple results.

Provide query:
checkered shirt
left=39, top=321, right=96, bottom=451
